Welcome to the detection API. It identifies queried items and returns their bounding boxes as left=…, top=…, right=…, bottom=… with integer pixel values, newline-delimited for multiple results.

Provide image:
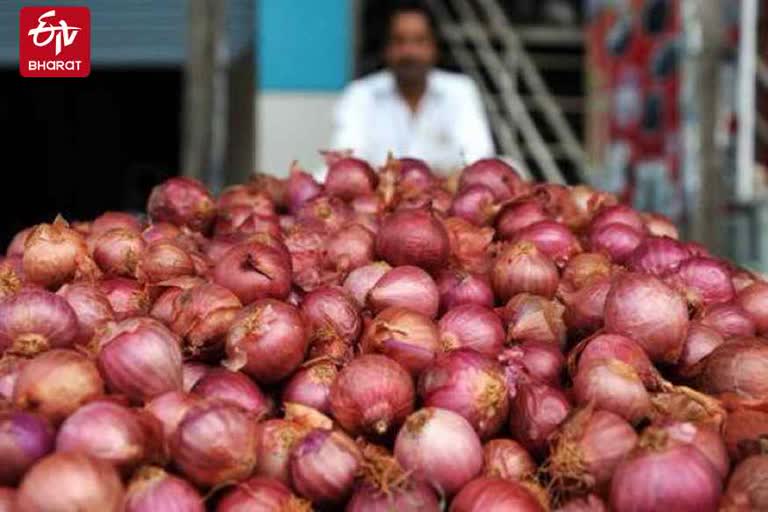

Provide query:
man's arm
left=455, top=78, right=495, bottom=162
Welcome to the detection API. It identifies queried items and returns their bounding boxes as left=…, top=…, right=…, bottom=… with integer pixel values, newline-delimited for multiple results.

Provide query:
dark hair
left=386, top=1, right=438, bottom=40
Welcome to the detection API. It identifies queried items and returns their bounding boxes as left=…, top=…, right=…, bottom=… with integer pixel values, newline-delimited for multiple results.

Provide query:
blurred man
left=330, top=2, right=493, bottom=173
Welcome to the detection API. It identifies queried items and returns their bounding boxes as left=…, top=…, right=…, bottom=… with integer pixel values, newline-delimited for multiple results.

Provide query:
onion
left=677, top=322, right=725, bottom=377
left=150, top=276, right=208, bottom=325
left=136, top=240, right=198, bottom=284
left=342, top=261, right=391, bottom=307
left=443, top=217, right=495, bottom=273
left=609, top=429, right=723, bottom=512
left=459, top=158, right=526, bottom=201
left=6, top=227, right=32, bottom=258
left=99, top=277, right=150, bottom=320
left=590, top=204, right=645, bottom=233
left=368, top=265, right=439, bottom=318
left=347, top=480, right=440, bottom=512
left=439, top=304, right=505, bottom=356
left=182, top=362, right=209, bottom=391
left=495, top=200, right=549, bottom=240
left=548, top=405, right=638, bottom=493
left=0, top=288, right=78, bottom=356
left=573, top=359, right=651, bottom=423
left=513, top=220, right=582, bottom=264
left=556, top=494, right=609, bottom=512
left=560, top=278, right=611, bottom=333
left=301, top=286, right=361, bottom=346
left=696, top=337, right=768, bottom=405
left=93, top=317, right=183, bottom=403
left=435, top=269, right=494, bottom=313
left=483, top=438, right=536, bottom=481
left=13, top=349, right=104, bottom=425
left=57, top=282, right=115, bottom=345
left=398, top=157, right=435, bottom=192
left=362, top=307, right=441, bottom=377
left=90, top=212, right=143, bottom=238
left=23, top=216, right=98, bottom=289
left=492, top=242, right=559, bottom=301
left=604, top=272, right=689, bottom=364
left=561, top=253, right=612, bottom=290
left=325, top=157, right=378, bottom=200
left=508, top=379, right=571, bottom=456
left=721, top=454, right=768, bottom=511
left=15, top=452, right=124, bottom=512
left=144, top=391, right=202, bottom=448
left=56, top=399, right=160, bottom=473
left=666, top=257, right=735, bottom=307
left=723, top=408, right=768, bottom=460
left=570, top=333, right=658, bottom=389
left=628, top=236, right=691, bottom=276
left=217, top=476, right=308, bottom=511
left=643, top=212, right=680, bottom=238
left=419, top=349, right=509, bottom=439
left=287, top=165, right=323, bottom=213
left=698, top=302, right=757, bottom=338
left=394, top=407, right=483, bottom=495
left=191, top=368, right=270, bottom=418
left=732, top=267, right=759, bottom=293
left=296, top=195, right=353, bottom=233
left=0, top=356, right=25, bottom=400
left=330, top=354, right=414, bottom=436
left=0, top=488, right=14, bottom=512
left=142, top=222, right=181, bottom=244
left=254, top=419, right=309, bottom=484
left=171, top=402, right=258, bottom=487
left=377, top=209, right=450, bottom=270
left=123, top=466, right=204, bottom=512
left=214, top=207, right=281, bottom=238
left=500, top=341, right=564, bottom=387
left=217, top=185, right=275, bottom=215
left=654, top=420, right=729, bottom=478
left=290, top=428, right=361, bottom=503
left=736, top=281, right=768, bottom=334
left=282, top=361, right=337, bottom=414
left=450, top=477, right=545, bottom=512
left=324, top=224, right=375, bottom=271
left=0, top=410, right=54, bottom=485
left=213, top=241, right=292, bottom=305
left=450, top=184, right=500, bottom=226
left=147, top=177, right=216, bottom=233
left=589, top=223, right=644, bottom=263
left=224, top=299, right=308, bottom=384
left=249, top=173, right=287, bottom=208
left=500, top=293, right=567, bottom=347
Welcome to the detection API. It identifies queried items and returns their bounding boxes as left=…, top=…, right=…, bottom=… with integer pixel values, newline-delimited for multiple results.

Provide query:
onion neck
left=12, top=334, right=49, bottom=357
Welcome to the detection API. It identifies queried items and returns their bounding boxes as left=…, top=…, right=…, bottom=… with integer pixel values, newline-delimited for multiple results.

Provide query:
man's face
left=385, top=12, right=437, bottom=86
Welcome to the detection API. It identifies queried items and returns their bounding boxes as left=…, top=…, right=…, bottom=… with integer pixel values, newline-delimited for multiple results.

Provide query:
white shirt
left=330, top=69, right=494, bottom=174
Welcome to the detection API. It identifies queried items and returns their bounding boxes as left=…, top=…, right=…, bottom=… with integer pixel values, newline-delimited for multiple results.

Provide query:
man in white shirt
left=330, top=2, right=494, bottom=174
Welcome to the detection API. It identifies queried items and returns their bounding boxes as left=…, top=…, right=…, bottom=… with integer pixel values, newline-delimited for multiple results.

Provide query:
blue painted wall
left=258, top=0, right=352, bottom=91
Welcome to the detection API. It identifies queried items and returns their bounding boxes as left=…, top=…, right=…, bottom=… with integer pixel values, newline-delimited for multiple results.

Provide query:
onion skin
left=99, top=277, right=150, bottom=320
left=92, top=228, right=145, bottom=277
left=573, top=359, right=651, bottom=423
left=7, top=227, right=32, bottom=258
left=57, top=282, right=115, bottom=346
left=435, top=269, right=494, bottom=313
left=450, top=184, right=499, bottom=226
left=395, top=407, right=483, bottom=496
left=459, top=158, right=526, bottom=201
left=91, top=212, right=143, bottom=238
left=508, top=380, right=571, bottom=457
left=191, top=368, right=270, bottom=418
left=346, top=480, right=441, bottom=512
left=330, top=354, right=415, bottom=437
left=217, top=476, right=309, bottom=512
left=282, top=361, right=337, bottom=414
left=287, top=166, right=323, bottom=214
left=500, top=341, right=565, bottom=387
left=13, top=349, right=104, bottom=425
left=666, top=257, right=735, bottom=308
left=720, top=454, right=768, bottom=511
left=212, top=242, right=292, bottom=305
left=604, top=272, right=689, bottom=364
left=696, top=337, right=768, bottom=405
left=224, top=299, right=308, bottom=384
left=0, top=356, right=25, bottom=401
left=376, top=209, right=450, bottom=271
left=144, top=391, right=202, bottom=445
left=290, top=428, right=361, bottom=503
left=495, top=200, right=549, bottom=240
left=513, top=220, right=582, bottom=264
left=23, top=217, right=97, bottom=289
left=590, top=204, right=646, bottom=234
left=570, top=333, right=658, bottom=389
left=492, top=242, right=560, bottom=301
left=561, top=253, right=612, bottom=290
left=16, top=452, right=124, bottom=512
left=254, top=419, right=309, bottom=484
left=677, top=322, right=725, bottom=377
left=324, top=223, right=375, bottom=271
left=589, top=223, right=644, bottom=263
left=561, top=278, right=611, bottom=334
left=182, top=362, right=209, bottom=391
left=501, top=293, right=567, bottom=347
left=136, top=241, right=198, bottom=284
left=368, top=265, right=440, bottom=318
left=643, top=212, right=680, bottom=238
left=555, top=494, right=609, bottom=512
left=0, top=288, right=78, bottom=356
left=698, top=302, right=757, bottom=338
left=0, top=410, right=55, bottom=485
left=483, top=438, right=536, bottom=481
left=443, top=217, right=495, bottom=273
left=449, top=477, right=545, bottom=512
left=342, top=261, right=391, bottom=307
left=147, top=177, right=216, bottom=233
left=325, top=157, right=378, bottom=200
left=123, top=466, right=204, bottom=512
left=301, top=286, right=361, bottom=345
left=439, top=304, right=505, bottom=356
left=296, top=195, right=354, bottom=233
left=628, top=236, right=691, bottom=276
left=149, top=276, right=207, bottom=326
left=736, top=281, right=768, bottom=334
left=172, top=402, right=258, bottom=487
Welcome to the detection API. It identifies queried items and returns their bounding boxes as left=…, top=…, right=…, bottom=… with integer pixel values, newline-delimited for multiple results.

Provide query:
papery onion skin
left=450, top=184, right=499, bottom=226
left=501, top=341, right=565, bottom=387
left=346, top=480, right=441, bottom=512
left=443, top=217, right=495, bottom=274
left=459, top=158, right=525, bottom=201
left=590, top=204, right=646, bottom=234
left=123, top=465, right=204, bottom=512
left=6, top=227, right=33, bottom=258
left=0, top=288, right=78, bottom=356
left=500, top=293, right=567, bottom=347
left=191, top=368, right=270, bottom=418
left=435, top=269, right=494, bottom=313
left=23, top=217, right=96, bottom=289
left=213, top=242, right=292, bottom=305
left=217, top=184, right=275, bottom=214
left=92, top=228, right=145, bottom=278
left=296, top=195, right=354, bottom=233
left=667, top=257, right=735, bottom=307
left=513, top=220, right=582, bottom=264
left=330, top=354, right=415, bottom=436
left=439, top=304, right=505, bottom=356
left=561, top=278, right=611, bottom=334
left=217, top=476, right=308, bottom=512
left=142, top=222, right=182, bottom=245
left=13, top=349, right=104, bottom=425
left=571, top=333, right=658, bottom=389
left=573, top=359, right=651, bottom=423
left=698, top=302, right=757, bottom=338
left=325, top=157, right=378, bottom=200
left=254, top=419, right=309, bottom=484
left=483, top=438, right=536, bottom=481
left=736, top=281, right=768, bottom=335
left=492, top=242, right=559, bottom=301
left=0, top=410, right=55, bottom=485
left=99, top=277, right=150, bottom=320
left=495, top=200, right=549, bottom=240
left=290, top=428, right=361, bottom=503
left=604, top=272, right=689, bottom=364
left=561, top=252, right=612, bottom=290
left=376, top=209, right=450, bottom=271
left=394, top=407, right=483, bottom=496
left=720, top=454, right=768, bottom=511
left=368, top=265, right=440, bottom=318
left=144, top=391, right=202, bottom=444
left=324, top=224, right=375, bottom=271
left=677, top=322, right=725, bottom=377
left=282, top=362, right=337, bottom=414
left=627, top=236, right=690, bottom=276
left=136, top=241, right=198, bottom=284
left=589, top=223, right=644, bottom=263
left=57, top=282, right=115, bottom=346
left=449, top=476, right=545, bottom=512
left=172, top=402, right=258, bottom=487
left=301, top=286, right=361, bottom=344
left=342, top=261, right=391, bottom=308
left=508, top=380, right=571, bottom=457
left=287, top=166, right=323, bottom=214
left=696, top=337, right=768, bottom=404
left=150, top=276, right=207, bottom=326
left=643, top=212, right=680, bottom=239
left=147, top=177, right=216, bottom=233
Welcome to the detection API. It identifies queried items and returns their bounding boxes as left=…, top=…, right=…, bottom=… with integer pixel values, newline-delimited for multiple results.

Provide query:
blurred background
left=0, top=0, right=767, bottom=268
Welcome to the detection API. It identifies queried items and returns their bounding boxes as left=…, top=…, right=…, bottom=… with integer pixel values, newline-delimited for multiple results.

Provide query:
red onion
left=16, top=452, right=124, bottom=512
left=643, top=212, right=680, bottom=238
left=92, top=228, right=145, bottom=277
left=136, top=240, right=199, bottom=283
left=561, top=253, right=612, bottom=290
left=368, top=265, right=439, bottom=318
left=213, top=208, right=281, bottom=239
left=123, top=466, right=204, bottom=512
left=296, top=195, right=353, bottom=233
left=351, top=195, right=383, bottom=216
left=347, top=480, right=440, bottom=512
left=495, top=200, right=549, bottom=240
left=450, top=184, right=500, bottom=226
left=513, top=220, right=582, bottom=264
left=435, top=269, right=494, bottom=313
left=698, top=302, right=757, bottom=338
left=666, top=257, right=735, bottom=307
left=218, top=476, right=308, bottom=511
left=142, top=222, right=182, bottom=244
left=213, top=242, right=292, bottom=304
left=6, top=227, right=32, bottom=258
left=171, top=402, right=258, bottom=487
left=508, top=379, right=571, bottom=456
left=147, top=177, right=216, bottom=233
left=224, top=299, right=308, bottom=384
left=325, top=157, right=378, bottom=200
left=609, top=429, right=722, bottom=512
left=548, top=406, right=638, bottom=493
left=397, top=157, right=435, bottom=192
left=144, top=391, right=201, bottom=443
left=570, top=333, right=658, bottom=389
left=191, top=368, right=270, bottom=418
left=13, top=349, right=104, bottom=425
left=439, top=304, right=505, bottom=356
left=589, top=223, right=644, bottom=263
left=0, top=356, right=25, bottom=401
left=604, top=272, right=689, bottom=364
left=99, top=277, right=150, bottom=320
left=590, top=204, right=645, bottom=234
left=324, top=224, right=375, bottom=271
left=301, top=286, right=361, bottom=345
left=362, top=307, right=441, bottom=376
left=459, top=158, right=526, bottom=201
left=90, top=212, right=142, bottom=238
left=217, top=185, right=275, bottom=214
left=342, top=261, right=391, bottom=307
left=736, top=281, right=768, bottom=334
left=677, top=322, right=725, bottom=377
left=182, top=362, right=209, bottom=391
left=0, top=488, right=13, bottom=512
left=450, top=477, right=545, bottom=512
left=0, top=288, right=78, bottom=356
left=560, top=278, right=611, bottom=333
left=56, top=400, right=160, bottom=473
left=556, top=494, right=609, bottom=512
left=500, top=293, right=567, bottom=347
left=724, top=408, right=768, bottom=460
left=732, top=267, right=759, bottom=293
left=287, top=166, right=323, bottom=213
left=291, top=428, right=361, bottom=503
left=696, top=337, right=768, bottom=405
left=254, top=419, right=309, bottom=484
left=483, top=438, right=536, bottom=481
left=0, top=410, right=54, bottom=485
left=628, top=236, right=690, bottom=276
left=23, top=217, right=99, bottom=289
left=93, top=317, right=183, bottom=403
left=492, top=242, right=559, bottom=301
left=721, top=454, right=768, bottom=511
left=573, top=359, right=651, bottom=423
left=330, top=354, right=414, bottom=436
left=443, top=217, right=495, bottom=273
left=654, top=420, right=729, bottom=478
left=57, top=282, right=115, bottom=345
left=282, top=362, right=337, bottom=414
left=249, top=172, right=287, bottom=207
left=377, top=209, right=450, bottom=270
left=500, top=341, right=564, bottom=387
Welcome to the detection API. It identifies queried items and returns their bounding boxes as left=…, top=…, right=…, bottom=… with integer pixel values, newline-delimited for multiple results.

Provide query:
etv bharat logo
left=19, top=6, right=90, bottom=77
